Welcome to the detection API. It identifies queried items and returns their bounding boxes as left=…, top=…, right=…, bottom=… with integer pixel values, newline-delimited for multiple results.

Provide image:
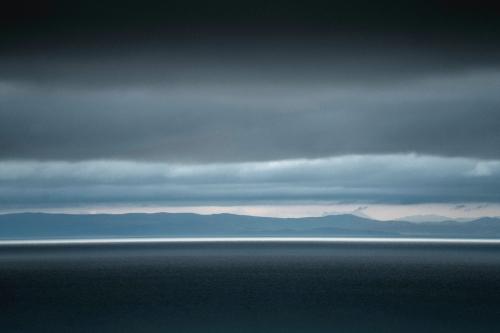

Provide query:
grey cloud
left=1, top=154, right=500, bottom=209
left=1, top=70, right=500, bottom=162
left=2, top=1, right=500, bottom=213
left=2, top=40, right=500, bottom=90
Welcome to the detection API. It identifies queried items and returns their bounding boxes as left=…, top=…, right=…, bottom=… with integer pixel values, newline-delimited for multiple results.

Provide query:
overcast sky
left=1, top=1, right=500, bottom=218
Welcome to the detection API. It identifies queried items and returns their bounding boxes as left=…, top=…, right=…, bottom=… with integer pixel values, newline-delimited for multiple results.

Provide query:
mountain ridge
left=0, top=212, right=499, bottom=239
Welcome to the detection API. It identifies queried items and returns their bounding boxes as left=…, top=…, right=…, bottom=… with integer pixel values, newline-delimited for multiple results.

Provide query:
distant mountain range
left=1, top=213, right=500, bottom=239
left=395, top=214, right=476, bottom=223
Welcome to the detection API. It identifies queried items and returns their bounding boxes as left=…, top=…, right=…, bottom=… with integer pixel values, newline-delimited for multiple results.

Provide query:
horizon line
left=2, top=237, right=500, bottom=246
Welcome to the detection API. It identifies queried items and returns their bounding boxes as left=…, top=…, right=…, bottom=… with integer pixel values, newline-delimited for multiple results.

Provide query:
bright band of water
left=1, top=237, right=500, bottom=246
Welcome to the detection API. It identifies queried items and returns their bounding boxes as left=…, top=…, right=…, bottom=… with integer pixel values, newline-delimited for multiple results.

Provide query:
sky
left=1, top=0, right=500, bottom=220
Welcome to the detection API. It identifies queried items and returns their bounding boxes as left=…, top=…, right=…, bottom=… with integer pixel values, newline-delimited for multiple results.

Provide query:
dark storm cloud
left=3, top=0, right=500, bottom=88
left=1, top=70, right=500, bottom=161
left=1, top=0, right=500, bottom=162
left=3, top=1, right=500, bottom=45
left=2, top=1, right=500, bottom=210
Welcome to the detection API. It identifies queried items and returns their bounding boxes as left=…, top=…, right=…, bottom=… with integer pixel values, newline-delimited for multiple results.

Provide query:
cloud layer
left=2, top=70, right=500, bottom=162
left=1, top=154, right=500, bottom=209
left=2, top=1, right=500, bottom=213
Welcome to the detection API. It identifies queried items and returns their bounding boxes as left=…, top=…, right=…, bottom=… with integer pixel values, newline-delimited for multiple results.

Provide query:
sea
left=1, top=238, right=500, bottom=332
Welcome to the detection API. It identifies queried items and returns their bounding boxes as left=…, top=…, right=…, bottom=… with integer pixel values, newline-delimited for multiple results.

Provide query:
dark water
left=1, top=240, right=500, bottom=332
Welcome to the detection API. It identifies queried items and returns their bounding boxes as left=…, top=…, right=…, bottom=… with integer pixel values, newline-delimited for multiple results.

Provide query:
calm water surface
left=1, top=239, right=500, bottom=332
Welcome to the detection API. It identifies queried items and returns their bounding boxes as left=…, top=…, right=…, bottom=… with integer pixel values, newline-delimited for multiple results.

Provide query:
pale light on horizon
left=2, top=203, right=500, bottom=221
